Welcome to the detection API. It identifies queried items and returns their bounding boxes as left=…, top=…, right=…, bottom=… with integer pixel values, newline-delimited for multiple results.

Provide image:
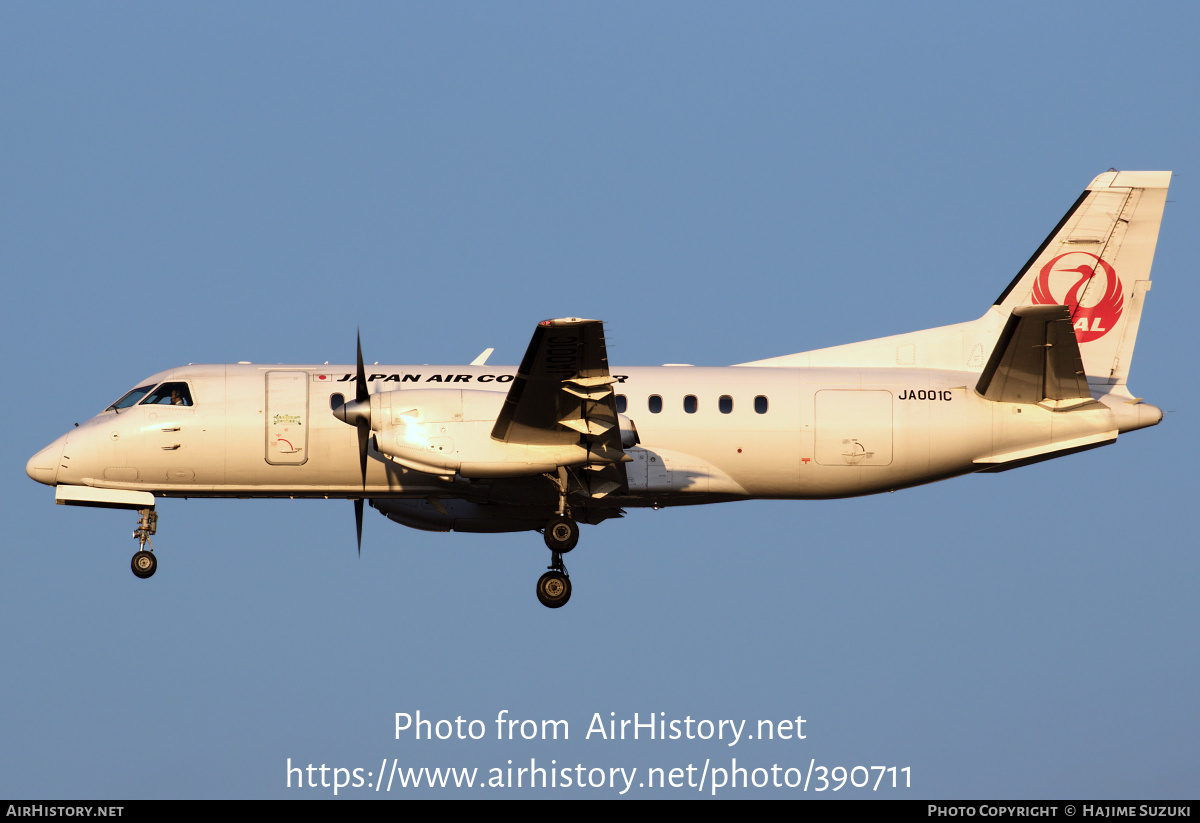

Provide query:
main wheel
left=543, top=516, right=579, bottom=552
left=131, top=550, right=157, bottom=579
left=536, top=571, right=572, bottom=608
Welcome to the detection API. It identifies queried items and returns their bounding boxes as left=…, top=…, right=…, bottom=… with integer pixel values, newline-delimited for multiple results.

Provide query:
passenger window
left=144, top=382, right=194, bottom=407
left=615, top=394, right=627, bottom=414
left=106, top=384, right=155, bottom=411
left=648, top=395, right=662, bottom=414
left=330, top=393, right=345, bottom=411
left=683, top=395, right=697, bottom=414
left=755, top=395, right=768, bottom=414
left=719, top=395, right=733, bottom=414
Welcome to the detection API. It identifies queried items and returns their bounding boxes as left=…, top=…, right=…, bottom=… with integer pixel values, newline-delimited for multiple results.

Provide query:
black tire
left=131, top=550, right=157, bottom=579
left=536, top=571, right=572, bottom=608
left=543, top=516, right=579, bottom=552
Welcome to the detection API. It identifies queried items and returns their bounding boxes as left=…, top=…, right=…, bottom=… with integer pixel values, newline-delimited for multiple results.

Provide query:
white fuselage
left=32, top=361, right=1148, bottom=506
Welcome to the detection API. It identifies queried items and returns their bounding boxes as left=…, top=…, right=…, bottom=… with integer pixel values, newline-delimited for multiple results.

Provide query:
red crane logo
left=1031, top=252, right=1124, bottom=343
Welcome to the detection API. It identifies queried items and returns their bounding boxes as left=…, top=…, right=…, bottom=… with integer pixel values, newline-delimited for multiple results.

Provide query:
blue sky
left=3, top=2, right=1197, bottom=798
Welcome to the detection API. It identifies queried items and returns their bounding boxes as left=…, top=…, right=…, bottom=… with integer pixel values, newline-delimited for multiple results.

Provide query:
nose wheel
left=131, top=550, right=157, bottom=579
left=130, top=507, right=158, bottom=579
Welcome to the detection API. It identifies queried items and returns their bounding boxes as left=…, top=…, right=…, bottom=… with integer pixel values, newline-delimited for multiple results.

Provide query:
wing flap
left=559, top=415, right=616, bottom=436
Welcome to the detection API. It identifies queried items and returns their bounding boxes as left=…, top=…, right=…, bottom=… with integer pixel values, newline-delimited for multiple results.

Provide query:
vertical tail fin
left=992, top=170, right=1170, bottom=386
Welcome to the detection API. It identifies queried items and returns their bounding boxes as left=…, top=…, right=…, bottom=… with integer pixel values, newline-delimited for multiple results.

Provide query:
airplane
left=26, top=170, right=1170, bottom=608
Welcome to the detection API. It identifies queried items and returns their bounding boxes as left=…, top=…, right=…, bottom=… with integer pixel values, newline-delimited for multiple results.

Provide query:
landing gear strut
left=131, top=507, right=158, bottom=579
left=537, top=469, right=578, bottom=608
left=544, top=470, right=580, bottom=554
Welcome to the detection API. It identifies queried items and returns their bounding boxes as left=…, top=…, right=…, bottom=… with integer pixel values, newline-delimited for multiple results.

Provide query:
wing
left=491, top=318, right=628, bottom=497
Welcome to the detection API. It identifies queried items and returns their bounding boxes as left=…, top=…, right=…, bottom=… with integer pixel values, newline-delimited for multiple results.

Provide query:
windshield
left=106, top=384, right=155, bottom=411
left=143, top=382, right=193, bottom=406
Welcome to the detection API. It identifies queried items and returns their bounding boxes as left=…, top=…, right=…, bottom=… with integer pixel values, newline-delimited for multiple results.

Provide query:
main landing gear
left=537, top=514, right=577, bottom=608
left=535, top=469, right=580, bottom=608
left=130, top=507, right=158, bottom=579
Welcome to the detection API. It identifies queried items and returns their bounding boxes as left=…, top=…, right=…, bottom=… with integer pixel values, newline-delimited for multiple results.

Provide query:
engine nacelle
left=366, top=389, right=590, bottom=478
left=372, top=498, right=623, bottom=533
left=617, top=413, right=639, bottom=449
left=373, top=498, right=549, bottom=533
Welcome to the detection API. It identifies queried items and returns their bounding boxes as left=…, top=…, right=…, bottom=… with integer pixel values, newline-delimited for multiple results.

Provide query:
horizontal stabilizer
left=974, top=431, right=1117, bottom=471
left=975, top=305, right=1092, bottom=406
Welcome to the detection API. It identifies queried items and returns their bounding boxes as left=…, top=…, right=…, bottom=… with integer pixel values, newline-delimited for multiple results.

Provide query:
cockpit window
left=106, top=385, right=155, bottom=411
left=143, top=382, right=194, bottom=406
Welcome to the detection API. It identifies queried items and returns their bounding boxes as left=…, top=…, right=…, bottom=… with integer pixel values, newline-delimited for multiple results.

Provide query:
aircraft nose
left=26, top=436, right=66, bottom=486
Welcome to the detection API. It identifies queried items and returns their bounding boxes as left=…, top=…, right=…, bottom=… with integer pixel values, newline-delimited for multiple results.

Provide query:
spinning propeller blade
left=332, top=330, right=374, bottom=555
left=354, top=498, right=363, bottom=557
left=354, top=331, right=368, bottom=554
left=355, top=331, right=370, bottom=488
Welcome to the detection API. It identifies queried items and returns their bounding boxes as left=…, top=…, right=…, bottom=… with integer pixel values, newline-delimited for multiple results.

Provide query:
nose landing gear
left=130, top=508, right=158, bottom=579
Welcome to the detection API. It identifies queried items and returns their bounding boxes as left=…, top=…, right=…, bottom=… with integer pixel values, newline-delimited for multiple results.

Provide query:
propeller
left=354, top=499, right=363, bottom=555
left=333, top=331, right=373, bottom=555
